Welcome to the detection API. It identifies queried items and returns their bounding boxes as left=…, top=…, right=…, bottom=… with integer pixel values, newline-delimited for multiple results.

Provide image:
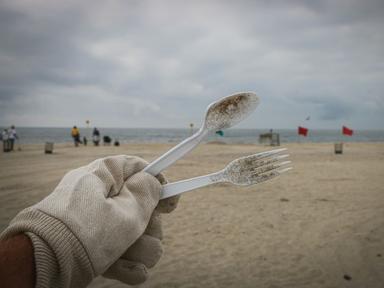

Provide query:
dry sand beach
left=0, top=142, right=383, bottom=287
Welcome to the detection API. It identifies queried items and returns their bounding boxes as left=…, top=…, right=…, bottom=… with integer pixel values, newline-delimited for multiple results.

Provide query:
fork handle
left=161, top=171, right=223, bottom=199
left=144, top=128, right=208, bottom=176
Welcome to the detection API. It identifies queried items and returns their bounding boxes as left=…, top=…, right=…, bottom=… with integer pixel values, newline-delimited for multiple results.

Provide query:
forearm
left=0, top=233, right=35, bottom=288
left=1, top=209, right=95, bottom=288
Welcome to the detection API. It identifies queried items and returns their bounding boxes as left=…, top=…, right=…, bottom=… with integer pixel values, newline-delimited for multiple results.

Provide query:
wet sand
left=0, top=142, right=383, bottom=287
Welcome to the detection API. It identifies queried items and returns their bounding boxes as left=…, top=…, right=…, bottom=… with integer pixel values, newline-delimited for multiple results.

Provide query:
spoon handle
left=144, top=129, right=208, bottom=176
left=161, top=171, right=223, bottom=199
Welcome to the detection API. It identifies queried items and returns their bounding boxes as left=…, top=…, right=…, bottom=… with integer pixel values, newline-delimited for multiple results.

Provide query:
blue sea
left=3, top=127, right=384, bottom=145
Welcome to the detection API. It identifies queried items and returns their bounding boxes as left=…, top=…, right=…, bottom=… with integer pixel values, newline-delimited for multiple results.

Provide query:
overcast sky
left=0, top=0, right=383, bottom=129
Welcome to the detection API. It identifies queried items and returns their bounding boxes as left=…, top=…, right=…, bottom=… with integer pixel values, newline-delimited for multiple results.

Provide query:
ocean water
left=2, top=127, right=384, bottom=145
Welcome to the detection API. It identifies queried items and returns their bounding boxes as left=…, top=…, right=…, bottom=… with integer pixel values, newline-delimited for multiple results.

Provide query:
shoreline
left=5, top=127, right=384, bottom=146
left=5, top=140, right=384, bottom=148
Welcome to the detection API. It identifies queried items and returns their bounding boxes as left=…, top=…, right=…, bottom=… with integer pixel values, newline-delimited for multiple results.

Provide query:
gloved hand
left=104, top=173, right=180, bottom=285
left=0, top=155, right=176, bottom=288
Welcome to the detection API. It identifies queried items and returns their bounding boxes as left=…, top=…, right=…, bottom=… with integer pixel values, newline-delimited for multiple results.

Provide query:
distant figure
left=92, top=128, right=100, bottom=146
left=83, top=136, right=88, bottom=146
left=71, top=126, right=82, bottom=147
left=103, top=135, right=112, bottom=145
left=2, top=129, right=10, bottom=152
left=114, top=139, right=120, bottom=146
left=8, top=125, right=18, bottom=151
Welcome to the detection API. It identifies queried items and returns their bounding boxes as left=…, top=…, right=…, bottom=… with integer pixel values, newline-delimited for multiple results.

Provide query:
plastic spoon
left=144, top=92, right=259, bottom=176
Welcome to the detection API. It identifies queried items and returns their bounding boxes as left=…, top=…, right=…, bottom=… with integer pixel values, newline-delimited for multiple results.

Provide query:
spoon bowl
left=204, top=92, right=259, bottom=130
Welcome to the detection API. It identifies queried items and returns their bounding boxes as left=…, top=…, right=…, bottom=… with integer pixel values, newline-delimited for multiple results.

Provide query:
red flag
left=298, top=126, right=308, bottom=137
left=342, top=126, right=353, bottom=136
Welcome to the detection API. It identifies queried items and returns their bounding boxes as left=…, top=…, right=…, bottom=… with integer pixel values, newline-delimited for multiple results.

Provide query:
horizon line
left=1, top=126, right=383, bottom=131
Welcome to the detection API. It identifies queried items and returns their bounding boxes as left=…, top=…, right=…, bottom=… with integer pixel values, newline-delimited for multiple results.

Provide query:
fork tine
left=277, top=167, right=293, bottom=174
left=249, top=160, right=291, bottom=174
left=254, top=153, right=290, bottom=162
left=277, top=160, right=291, bottom=167
left=247, top=154, right=290, bottom=171
left=242, top=148, right=287, bottom=162
left=275, top=154, right=290, bottom=160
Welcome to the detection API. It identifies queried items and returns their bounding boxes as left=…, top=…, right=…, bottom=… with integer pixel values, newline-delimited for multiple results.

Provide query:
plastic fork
left=160, top=148, right=291, bottom=199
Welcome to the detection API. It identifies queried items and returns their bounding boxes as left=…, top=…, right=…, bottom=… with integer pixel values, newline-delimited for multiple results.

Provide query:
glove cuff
left=0, top=209, right=95, bottom=288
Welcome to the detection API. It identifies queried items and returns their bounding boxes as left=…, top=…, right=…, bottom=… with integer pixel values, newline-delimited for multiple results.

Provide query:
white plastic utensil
left=144, top=92, right=259, bottom=176
left=161, top=148, right=291, bottom=199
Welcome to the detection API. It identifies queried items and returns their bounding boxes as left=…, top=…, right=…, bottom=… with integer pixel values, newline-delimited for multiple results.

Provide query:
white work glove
left=0, top=155, right=178, bottom=288
left=104, top=173, right=180, bottom=285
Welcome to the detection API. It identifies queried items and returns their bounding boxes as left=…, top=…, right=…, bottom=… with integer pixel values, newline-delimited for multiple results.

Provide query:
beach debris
left=144, top=92, right=259, bottom=176
left=222, top=149, right=290, bottom=186
left=161, top=148, right=291, bottom=199
left=205, top=92, right=259, bottom=130
left=343, top=274, right=352, bottom=281
left=316, top=198, right=331, bottom=202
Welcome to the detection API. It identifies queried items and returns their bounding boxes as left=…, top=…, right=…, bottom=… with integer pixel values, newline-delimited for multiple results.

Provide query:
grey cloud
left=319, top=102, right=351, bottom=121
left=0, top=0, right=383, bottom=129
left=292, top=96, right=355, bottom=121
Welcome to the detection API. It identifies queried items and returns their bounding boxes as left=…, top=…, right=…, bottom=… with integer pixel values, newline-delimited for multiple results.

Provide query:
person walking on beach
left=8, top=125, right=18, bottom=152
left=0, top=155, right=180, bottom=287
left=92, top=127, right=100, bottom=146
left=1, top=129, right=10, bottom=152
left=71, top=126, right=82, bottom=147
